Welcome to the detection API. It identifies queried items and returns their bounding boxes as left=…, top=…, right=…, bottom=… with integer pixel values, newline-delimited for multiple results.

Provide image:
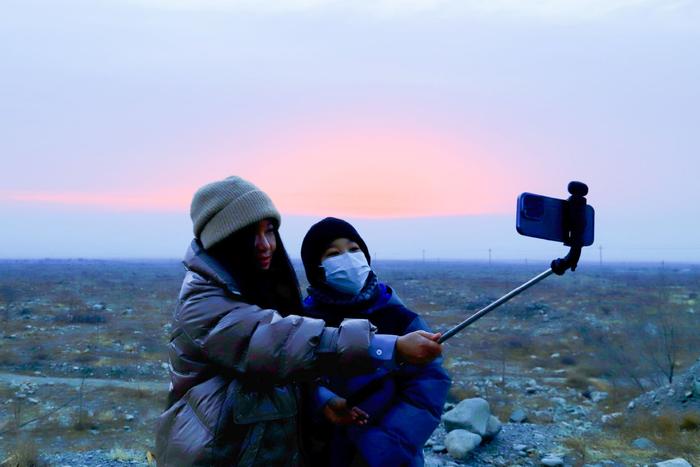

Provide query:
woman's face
left=320, top=238, right=362, bottom=262
left=254, top=219, right=277, bottom=270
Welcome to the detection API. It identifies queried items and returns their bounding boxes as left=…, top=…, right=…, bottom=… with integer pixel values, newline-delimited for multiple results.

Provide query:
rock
left=445, top=429, right=482, bottom=461
left=631, top=437, right=655, bottom=450
left=627, top=401, right=636, bottom=410
left=513, top=444, right=528, bottom=451
left=441, top=398, right=491, bottom=435
left=541, top=455, right=564, bottom=466
left=591, top=391, right=608, bottom=403
left=424, top=457, right=445, bottom=467
left=655, top=459, right=692, bottom=467
left=601, top=412, right=622, bottom=424
left=483, top=415, right=502, bottom=440
left=509, top=408, right=528, bottom=423
left=431, top=444, right=446, bottom=453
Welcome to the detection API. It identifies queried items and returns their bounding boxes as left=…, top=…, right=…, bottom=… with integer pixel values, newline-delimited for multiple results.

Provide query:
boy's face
left=321, top=237, right=362, bottom=262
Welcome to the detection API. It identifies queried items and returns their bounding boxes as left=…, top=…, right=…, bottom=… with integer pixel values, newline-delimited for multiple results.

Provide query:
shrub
left=680, top=412, right=700, bottom=431
left=68, top=312, right=106, bottom=324
left=565, top=373, right=590, bottom=390
left=6, top=437, right=47, bottom=467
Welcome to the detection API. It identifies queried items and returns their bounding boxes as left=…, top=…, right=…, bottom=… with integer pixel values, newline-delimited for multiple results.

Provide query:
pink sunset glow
left=228, top=119, right=525, bottom=218
left=3, top=120, right=527, bottom=218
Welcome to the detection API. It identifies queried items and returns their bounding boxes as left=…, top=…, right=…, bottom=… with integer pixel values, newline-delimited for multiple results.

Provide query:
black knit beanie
left=301, top=217, right=371, bottom=287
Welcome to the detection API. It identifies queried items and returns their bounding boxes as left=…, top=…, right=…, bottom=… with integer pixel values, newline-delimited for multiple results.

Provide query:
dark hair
left=207, top=221, right=302, bottom=315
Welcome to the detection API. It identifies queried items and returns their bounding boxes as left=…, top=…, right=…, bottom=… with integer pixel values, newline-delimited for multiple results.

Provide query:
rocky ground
left=627, top=360, right=700, bottom=415
left=1, top=261, right=699, bottom=465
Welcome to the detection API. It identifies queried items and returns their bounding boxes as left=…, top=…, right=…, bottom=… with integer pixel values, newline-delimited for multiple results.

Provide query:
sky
left=1, top=0, right=699, bottom=262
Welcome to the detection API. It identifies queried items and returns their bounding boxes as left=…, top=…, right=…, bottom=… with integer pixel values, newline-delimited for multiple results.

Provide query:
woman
left=154, top=176, right=442, bottom=466
left=300, top=217, right=451, bottom=467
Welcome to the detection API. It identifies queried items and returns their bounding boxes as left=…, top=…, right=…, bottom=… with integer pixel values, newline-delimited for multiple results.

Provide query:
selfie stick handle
left=438, top=268, right=554, bottom=343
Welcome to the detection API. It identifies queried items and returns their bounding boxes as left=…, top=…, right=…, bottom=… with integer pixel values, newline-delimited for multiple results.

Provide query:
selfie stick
left=438, top=182, right=589, bottom=344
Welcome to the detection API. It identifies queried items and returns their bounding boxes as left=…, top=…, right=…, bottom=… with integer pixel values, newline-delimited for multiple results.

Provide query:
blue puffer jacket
left=303, top=282, right=451, bottom=467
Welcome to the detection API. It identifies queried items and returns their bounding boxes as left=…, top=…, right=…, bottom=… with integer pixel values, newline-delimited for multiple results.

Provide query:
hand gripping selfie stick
left=438, top=182, right=590, bottom=344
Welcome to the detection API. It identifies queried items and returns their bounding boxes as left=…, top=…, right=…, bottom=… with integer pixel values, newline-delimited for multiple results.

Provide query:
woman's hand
left=322, top=397, right=369, bottom=426
left=396, top=330, right=442, bottom=365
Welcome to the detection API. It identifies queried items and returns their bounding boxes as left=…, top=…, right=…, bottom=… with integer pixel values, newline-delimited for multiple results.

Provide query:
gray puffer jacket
left=155, top=240, right=377, bottom=466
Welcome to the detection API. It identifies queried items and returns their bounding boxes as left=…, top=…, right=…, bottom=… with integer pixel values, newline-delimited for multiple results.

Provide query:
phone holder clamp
left=550, top=181, right=588, bottom=275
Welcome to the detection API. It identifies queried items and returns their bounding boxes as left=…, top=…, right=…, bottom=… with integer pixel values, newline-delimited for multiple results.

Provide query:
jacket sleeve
left=349, top=315, right=451, bottom=466
left=180, top=294, right=380, bottom=384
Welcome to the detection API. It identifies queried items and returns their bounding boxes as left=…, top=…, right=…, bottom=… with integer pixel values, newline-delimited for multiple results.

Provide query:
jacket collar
left=183, top=239, right=242, bottom=296
left=305, top=274, right=394, bottom=314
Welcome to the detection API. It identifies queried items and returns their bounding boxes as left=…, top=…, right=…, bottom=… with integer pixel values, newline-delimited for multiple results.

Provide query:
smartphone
left=516, top=192, right=595, bottom=246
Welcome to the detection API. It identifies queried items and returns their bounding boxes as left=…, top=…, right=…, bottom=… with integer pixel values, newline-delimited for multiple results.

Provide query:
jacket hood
left=183, top=239, right=242, bottom=297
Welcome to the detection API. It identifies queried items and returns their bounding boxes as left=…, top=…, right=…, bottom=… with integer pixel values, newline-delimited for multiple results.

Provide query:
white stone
left=541, top=455, right=564, bottom=466
left=441, top=398, right=491, bottom=435
left=484, top=415, right=502, bottom=440
left=655, top=459, right=692, bottom=467
left=445, top=429, right=482, bottom=461
left=509, top=408, right=528, bottom=423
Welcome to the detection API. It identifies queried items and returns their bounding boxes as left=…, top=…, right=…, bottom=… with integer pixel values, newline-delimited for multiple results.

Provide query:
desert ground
left=0, top=259, right=698, bottom=466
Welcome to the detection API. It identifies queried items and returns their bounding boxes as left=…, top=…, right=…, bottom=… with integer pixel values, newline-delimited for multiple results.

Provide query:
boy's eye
left=326, top=251, right=339, bottom=257
left=349, top=246, right=361, bottom=252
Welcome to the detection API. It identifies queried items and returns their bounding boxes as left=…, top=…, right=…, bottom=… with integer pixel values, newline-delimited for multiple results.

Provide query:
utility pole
left=599, top=245, right=603, bottom=266
left=488, top=248, right=492, bottom=266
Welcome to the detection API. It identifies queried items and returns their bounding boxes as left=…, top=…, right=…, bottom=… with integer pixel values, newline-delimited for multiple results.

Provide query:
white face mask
left=321, top=251, right=371, bottom=295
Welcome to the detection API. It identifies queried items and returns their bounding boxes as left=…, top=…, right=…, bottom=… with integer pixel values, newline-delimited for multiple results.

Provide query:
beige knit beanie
left=190, top=176, right=281, bottom=249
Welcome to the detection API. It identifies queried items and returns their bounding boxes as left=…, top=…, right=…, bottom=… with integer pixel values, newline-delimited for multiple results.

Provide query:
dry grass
left=565, top=372, right=591, bottom=390
left=446, top=384, right=479, bottom=403
left=1, top=437, right=46, bottom=467
left=578, top=410, right=700, bottom=464
left=108, top=447, right=144, bottom=462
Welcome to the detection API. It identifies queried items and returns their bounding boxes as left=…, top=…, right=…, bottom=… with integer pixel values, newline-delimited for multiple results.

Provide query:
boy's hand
left=322, top=397, right=369, bottom=426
